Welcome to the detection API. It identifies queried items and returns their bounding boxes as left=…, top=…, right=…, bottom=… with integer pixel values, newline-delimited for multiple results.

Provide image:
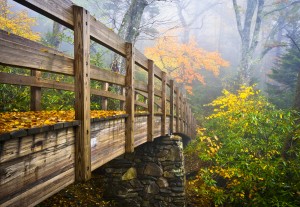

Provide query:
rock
left=144, top=163, right=163, bottom=177
left=167, top=147, right=181, bottom=161
left=171, top=186, right=184, bottom=193
left=122, top=167, right=137, bottom=181
left=130, top=179, right=143, bottom=188
left=156, top=177, right=169, bottom=188
left=157, top=150, right=169, bottom=158
left=170, top=135, right=182, bottom=141
left=163, top=171, right=174, bottom=178
left=145, top=182, right=160, bottom=194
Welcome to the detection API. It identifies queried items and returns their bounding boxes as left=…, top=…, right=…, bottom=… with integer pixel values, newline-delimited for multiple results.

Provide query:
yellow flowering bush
left=186, top=85, right=300, bottom=206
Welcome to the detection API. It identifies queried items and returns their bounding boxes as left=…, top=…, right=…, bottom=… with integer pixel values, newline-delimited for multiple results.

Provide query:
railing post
left=182, top=98, right=185, bottom=133
left=73, top=6, right=91, bottom=182
left=175, top=87, right=179, bottom=133
left=125, top=42, right=135, bottom=153
left=180, top=93, right=184, bottom=133
left=147, top=60, right=154, bottom=142
left=30, top=70, right=41, bottom=111
left=189, top=107, right=192, bottom=137
left=188, top=106, right=191, bottom=136
left=170, top=80, right=174, bottom=134
left=102, top=83, right=108, bottom=110
left=186, top=101, right=188, bottom=134
left=134, top=91, right=138, bottom=111
left=161, top=72, right=166, bottom=136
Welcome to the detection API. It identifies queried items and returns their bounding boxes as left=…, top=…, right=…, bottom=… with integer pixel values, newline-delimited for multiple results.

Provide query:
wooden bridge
left=0, top=0, right=196, bottom=206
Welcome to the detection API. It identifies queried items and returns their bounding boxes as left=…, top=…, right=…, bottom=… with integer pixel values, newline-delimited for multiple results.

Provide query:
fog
left=5, top=0, right=300, bottom=103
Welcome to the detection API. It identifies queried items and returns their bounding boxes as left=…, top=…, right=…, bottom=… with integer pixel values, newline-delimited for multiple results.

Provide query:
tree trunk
left=118, top=0, right=147, bottom=43
left=232, top=0, right=265, bottom=85
left=49, top=22, right=63, bottom=49
left=112, top=0, right=148, bottom=74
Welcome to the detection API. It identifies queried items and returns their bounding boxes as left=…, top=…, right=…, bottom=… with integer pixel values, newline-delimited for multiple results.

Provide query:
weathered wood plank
left=125, top=42, right=135, bottom=153
left=175, top=87, right=180, bottom=133
left=154, top=116, right=161, bottom=138
left=2, top=167, right=74, bottom=207
left=147, top=60, right=154, bottom=142
left=91, top=88, right=125, bottom=101
left=179, top=93, right=183, bottom=132
left=30, top=70, right=41, bottom=111
left=166, top=116, right=170, bottom=135
left=0, top=36, right=74, bottom=75
left=73, top=6, right=91, bottom=181
left=0, top=30, right=125, bottom=86
left=135, top=101, right=148, bottom=109
left=170, top=80, right=174, bottom=134
left=134, top=116, right=147, bottom=147
left=0, top=145, right=74, bottom=202
left=0, top=128, right=75, bottom=205
left=161, top=72, right=167, bottom=136
left=13, top=0, right=74, bottom=28
left=101, top=83, right=109, bottom=110
left=0, top=128, right=75, bottom=163
left=120, top=87, right=125, bottom=110
left=90, top=18, right=126, bottom=56
left=90, top=66, right=125, bottom=86
left=0, top=72, right=125, bottom=101
left=90, top=119, right=125, bottom=170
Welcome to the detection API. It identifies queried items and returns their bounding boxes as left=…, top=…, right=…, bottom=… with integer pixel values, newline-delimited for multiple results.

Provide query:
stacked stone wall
left=98, top=135, right=186, bottom=207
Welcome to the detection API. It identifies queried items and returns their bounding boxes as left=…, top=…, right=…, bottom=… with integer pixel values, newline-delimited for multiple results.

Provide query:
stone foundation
left=97, top=135, right=186, bottom=207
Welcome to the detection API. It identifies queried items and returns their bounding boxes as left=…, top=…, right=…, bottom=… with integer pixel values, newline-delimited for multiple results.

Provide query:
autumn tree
left=0, top=1, right=40, bottom=41
left=145, top=36, right=229, bottom=93
left=0, top=1, right=41, bottom=112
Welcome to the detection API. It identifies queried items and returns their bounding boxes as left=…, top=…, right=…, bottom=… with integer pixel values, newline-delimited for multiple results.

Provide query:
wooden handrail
left=0, top=0, right=197, bottom=182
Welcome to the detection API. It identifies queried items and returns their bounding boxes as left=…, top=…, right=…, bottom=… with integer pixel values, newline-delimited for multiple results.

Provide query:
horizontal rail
left=13, top=0, right=166, bottom=81
left=0, top=72, right=126, bottom=101
left=0, top=1, right=196, bottom=205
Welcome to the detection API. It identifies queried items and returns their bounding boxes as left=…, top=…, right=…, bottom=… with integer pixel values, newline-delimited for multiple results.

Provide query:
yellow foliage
left=0, top=1, right=40, bottom=41
left=206, top=85, right=264, bottom=125
left=0, top=110, right=125, bottom=134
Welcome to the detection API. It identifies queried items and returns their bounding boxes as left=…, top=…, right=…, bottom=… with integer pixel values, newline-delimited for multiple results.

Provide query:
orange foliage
left=145, top=37, right=229, bottom=93
left=0, top=110, right=125, bottom=134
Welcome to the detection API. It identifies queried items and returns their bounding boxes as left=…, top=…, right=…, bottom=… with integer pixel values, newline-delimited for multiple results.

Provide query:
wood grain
left=73, top=6, right=91, bottom=181
left=161, top=72, right=166, bottom=136
left=170, top=80, right=174, bottom=134
left=175, top=88, right=180, bottom=133
left=125, top=43, right=135, bottom=153
left=147, top=60, right=154, bottom=142
left=90, top=118, right=126, bottom=170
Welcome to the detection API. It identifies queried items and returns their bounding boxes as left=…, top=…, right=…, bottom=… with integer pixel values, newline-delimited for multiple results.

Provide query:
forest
left=0, top=0, right=300, bottom=206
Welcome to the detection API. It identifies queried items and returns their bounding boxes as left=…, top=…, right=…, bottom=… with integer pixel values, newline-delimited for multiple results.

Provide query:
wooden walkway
left=0, top=0, right=196, bottom=206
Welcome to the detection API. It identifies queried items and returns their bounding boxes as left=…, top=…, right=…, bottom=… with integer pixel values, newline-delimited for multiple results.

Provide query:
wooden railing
left=0, top=0, right=197, bottom=182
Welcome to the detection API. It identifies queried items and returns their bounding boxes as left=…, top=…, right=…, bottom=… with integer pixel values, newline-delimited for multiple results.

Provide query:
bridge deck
left=0, top=114, right=177, bottom=207
left=0, top=0, right=196, bottom=206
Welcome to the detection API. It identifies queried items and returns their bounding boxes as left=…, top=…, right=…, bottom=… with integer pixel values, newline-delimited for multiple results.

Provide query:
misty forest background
left=0, top=0, right=300, bottom=206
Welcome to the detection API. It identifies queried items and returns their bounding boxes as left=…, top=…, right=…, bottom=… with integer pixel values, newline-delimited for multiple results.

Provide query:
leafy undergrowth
left=0, top=110, right=125, bottom=134
left=36, top=174, right=116, bottom=207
